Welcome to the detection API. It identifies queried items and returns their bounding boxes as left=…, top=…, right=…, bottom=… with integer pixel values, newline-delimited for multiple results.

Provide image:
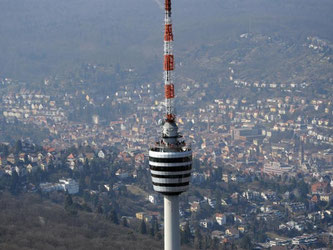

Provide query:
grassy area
left=126, top=184, right=149, bottom=198
left=266, top=232, right=289, bottom=241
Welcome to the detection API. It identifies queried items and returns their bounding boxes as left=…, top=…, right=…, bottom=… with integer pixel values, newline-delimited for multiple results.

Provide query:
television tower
left=149, top=1, right=192, bottom=250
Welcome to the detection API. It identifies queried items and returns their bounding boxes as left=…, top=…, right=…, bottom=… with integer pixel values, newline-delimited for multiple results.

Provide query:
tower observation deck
left=149, top=124, right=192, bottom=196
left=148, top=0, right=192, bottom=249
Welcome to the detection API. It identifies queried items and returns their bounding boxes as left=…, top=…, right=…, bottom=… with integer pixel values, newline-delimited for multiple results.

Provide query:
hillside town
left=0, top=65, right=332, bottom=249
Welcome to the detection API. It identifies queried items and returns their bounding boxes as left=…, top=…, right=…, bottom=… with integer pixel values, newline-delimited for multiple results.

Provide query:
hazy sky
left=0, top=0, right=332, bottom=80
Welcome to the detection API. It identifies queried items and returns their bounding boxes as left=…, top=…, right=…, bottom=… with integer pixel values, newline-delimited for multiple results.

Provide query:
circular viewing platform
left=149, top=141, right=192, bottom=196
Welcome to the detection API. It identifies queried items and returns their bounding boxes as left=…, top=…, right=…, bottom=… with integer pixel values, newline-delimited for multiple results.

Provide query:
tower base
left=164, top=195, right=180, bottom=250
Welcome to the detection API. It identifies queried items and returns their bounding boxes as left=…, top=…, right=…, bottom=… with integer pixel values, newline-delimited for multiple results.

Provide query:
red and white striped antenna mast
left=164, top=0, right=175, bottom=123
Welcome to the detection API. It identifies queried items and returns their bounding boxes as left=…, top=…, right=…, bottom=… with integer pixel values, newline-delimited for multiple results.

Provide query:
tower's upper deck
left=149, top=121, right=192, bottom=195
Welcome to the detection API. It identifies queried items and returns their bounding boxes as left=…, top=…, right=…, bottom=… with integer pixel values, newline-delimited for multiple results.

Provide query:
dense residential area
left=0, top=56, right=332, bottom=249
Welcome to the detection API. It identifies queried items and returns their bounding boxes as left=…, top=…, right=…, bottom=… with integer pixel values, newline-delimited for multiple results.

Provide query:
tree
left=10, top=171, right=20, bottom=195
left=14, top=140, right=22, bottom=154
left=122, top=217, right=128, bottom=227
left=151, top=216, right=159, bottom=233
left=64, top=193, right=78, bottom=215
left=155, top=232, right=162, bottom=241
left=109, top=209, right=119, bottom=225
left=212, top=238, right=219, bottom=250
left=149, top=223, right=155, bottom=237
left=239, top=235, right=253, bottom=249
left=194, top=228, right=203, bottom=249
left=97, top=205, right=103, bottom=214
left=64, top=193, right=73, bottom=210
left=140, top=219, right=147, bottom=234
left=0, top=143, right=9, bottom=156
left=181, top=223, right=192, bottom=245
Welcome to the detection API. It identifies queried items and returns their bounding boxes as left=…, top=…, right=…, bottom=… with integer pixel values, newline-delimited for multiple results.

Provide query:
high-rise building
left=148, top=1, right=192, bottom=249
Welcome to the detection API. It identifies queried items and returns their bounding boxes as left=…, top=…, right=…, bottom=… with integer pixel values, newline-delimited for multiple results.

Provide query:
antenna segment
left=164, top=0, right=175, bottom=122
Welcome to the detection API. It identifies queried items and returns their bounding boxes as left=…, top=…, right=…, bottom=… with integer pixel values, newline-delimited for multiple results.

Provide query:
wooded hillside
left=0, top=192, right=163, bottom=250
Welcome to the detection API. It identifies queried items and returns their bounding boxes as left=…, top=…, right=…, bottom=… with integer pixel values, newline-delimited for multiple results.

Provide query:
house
left=4, top=165, right=15, bottom=175
left=77, top=153, right=85, bottom=163
left=291, top=234, right=317, bottom=245
left=320, top=194, right=332, bottom=203
left=59, top=178, right=79, bottom=194
left=26, top=163, right=38, bottom=173
left=115, top=169, right=130, bottom=179
left=261, top=191, right=278, bottom=201
left=104, top=184, right=111, bottom=191
left=238, top=225, right=246, bottom=233
left=40, top=182, right=63, bottom=193
left=311, top=182, right=330, bottom=194
left=190, top=201, right=200, bottom=212
left=199, top=219, right=213, bottom=229
left=225, top=228, right=239, bottom=239
left=40, top=178, right=79, bottom=194
left=221, top=199, right=229, bottom=206
left=208, top=198, right=217, bottom=208
left=234, top=215, right=245, bottom=224
left=19, top=153, right=26, bottom=162
left=203, top=196, right=216, bottom=208
left=135, top=212, right=149, bottom=222
left=66, top=153, right=76, bottom=170
left=7, top=153, right=15, bottom=164
left=37, top=153, right=44, bottom=160
left=285, top=202, right=306, bottom=214
left=85, top=152, right=95, bottom=160
left=28, top=154, right=38, bottom=163
left=230, top=192, right=239, bottom=204
left=132, top=170, right=138, bottom=178
left=215, top=213, right=227, bottom=226
left=211, top=230, right=224, bottom=240
left=134, top=153, right=145, bottom=164
left=263, top=162, right=293, bottom=176
left=98, top=150, right=105, bottom=159
left=148, top=194, right=159, bottom=205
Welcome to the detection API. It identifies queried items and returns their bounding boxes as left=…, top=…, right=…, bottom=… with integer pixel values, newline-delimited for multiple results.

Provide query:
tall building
left=148, top=1, right=192, bottom=249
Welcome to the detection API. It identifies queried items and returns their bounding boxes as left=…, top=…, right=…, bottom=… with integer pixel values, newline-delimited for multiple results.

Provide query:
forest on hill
left=0, top=192, right=165, bottom=250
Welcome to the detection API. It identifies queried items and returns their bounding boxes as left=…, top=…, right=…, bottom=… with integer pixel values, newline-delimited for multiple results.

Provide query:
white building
left=215, top=213, right=227, bottom=226
left=263, top=162, right=293, bottom=176
left=59, top=178, right=79, bottom=194
left=40, top=182, right=63, bottom=193
left=148, top=194, right=159, bottom=205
